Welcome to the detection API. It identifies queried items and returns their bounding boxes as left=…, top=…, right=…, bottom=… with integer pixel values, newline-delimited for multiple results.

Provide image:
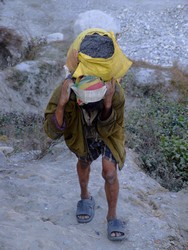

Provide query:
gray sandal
left=107, top=219, right=126, bottom=241
left=76, top=196, right=95, bottom=223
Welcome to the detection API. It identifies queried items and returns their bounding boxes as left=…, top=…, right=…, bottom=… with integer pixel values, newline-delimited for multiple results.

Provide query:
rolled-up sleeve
left=52, top=113, right=66, bottom=131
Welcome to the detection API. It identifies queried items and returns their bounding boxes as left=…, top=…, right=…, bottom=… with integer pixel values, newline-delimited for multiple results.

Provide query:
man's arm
left=44, top=78, right=73, bottom=139
left=100, top=78, right=116, bottom=121
left=97, top=81, right=125, bottom=138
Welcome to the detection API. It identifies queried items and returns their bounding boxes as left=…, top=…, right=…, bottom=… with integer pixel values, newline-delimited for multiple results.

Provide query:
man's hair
left=80, top=33, right=114, bottom=58
left=82, top=100, right=103, bottom=112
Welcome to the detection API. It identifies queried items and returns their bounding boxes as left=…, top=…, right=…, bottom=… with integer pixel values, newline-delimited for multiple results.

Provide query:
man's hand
left=100, top=78, right=116, bottom=121
left=55, top=78, right=73, bottom=127
left=103, top=78, right=116, bottom=109
left=58, top=78, right=74, bottom=107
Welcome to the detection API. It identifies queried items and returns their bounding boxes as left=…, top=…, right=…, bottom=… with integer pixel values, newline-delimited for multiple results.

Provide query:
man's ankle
left=80, top=193, right=90, bottom=199
left=107, top=214, right=117, bottom=221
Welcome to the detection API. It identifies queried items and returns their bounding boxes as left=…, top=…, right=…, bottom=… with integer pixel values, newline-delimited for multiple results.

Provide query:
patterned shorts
left=78, top=138, right=117, bottom=164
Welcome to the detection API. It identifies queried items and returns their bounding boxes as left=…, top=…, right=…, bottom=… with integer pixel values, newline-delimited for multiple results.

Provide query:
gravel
left=80, top=33, right=114, bottom=58
left=116, top=4, right=188, bottom=67
left=0, top=1, right=187, bottom=69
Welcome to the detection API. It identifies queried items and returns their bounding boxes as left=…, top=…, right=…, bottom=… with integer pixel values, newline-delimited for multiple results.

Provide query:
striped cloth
left=71, top=76, right=107, bottom=105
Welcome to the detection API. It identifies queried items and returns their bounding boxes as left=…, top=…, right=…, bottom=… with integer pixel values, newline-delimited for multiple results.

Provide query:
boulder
left=128, top=67, right=172, bottom=87
left=73, top=10, right=121, bottom=37
left=45, top=33, right=64, bottom=44
left=0, top=146, right=14, bottom=155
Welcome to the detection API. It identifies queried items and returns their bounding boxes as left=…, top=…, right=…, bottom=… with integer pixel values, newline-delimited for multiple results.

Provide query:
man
left=44, top=28, right=132, bottom=241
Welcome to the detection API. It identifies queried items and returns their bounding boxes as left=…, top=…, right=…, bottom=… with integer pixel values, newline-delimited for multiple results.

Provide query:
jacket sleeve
left=43, top=84, right=65, bottom=140
left=97, top=83, right=125, bottom=138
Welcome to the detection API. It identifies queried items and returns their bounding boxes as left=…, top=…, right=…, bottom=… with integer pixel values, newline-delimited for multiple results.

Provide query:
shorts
left=78, top=138, right=117, bottom=164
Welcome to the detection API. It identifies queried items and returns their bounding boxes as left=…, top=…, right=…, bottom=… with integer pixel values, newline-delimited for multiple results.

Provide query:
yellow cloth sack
left=66, top=28, right=132, bottom=81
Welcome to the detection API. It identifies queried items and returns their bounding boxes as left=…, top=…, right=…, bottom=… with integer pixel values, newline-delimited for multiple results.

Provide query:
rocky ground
left=0, top=144, right=188, bottom=250
left=0, top=0, right=188, bottom=249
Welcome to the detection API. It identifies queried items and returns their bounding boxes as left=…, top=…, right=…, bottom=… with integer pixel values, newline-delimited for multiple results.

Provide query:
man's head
left=71, top=75, right=107, bottom=105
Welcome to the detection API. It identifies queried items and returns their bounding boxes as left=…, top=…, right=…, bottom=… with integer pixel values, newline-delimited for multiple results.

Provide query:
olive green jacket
left=44, top=83, right=126, bottom=169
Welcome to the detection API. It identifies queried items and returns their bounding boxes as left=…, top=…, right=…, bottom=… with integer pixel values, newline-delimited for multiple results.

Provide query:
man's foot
left=107, top=219, right=126, bottom=241
left=76, top=196, right=95, bottom=223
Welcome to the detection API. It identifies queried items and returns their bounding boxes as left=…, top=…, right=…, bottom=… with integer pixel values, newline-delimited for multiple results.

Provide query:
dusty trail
left=0, top=143, right=187, bottom=249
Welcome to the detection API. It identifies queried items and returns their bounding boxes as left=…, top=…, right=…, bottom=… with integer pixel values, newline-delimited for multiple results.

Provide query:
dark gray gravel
left=80, top=33, right=114, bottom=58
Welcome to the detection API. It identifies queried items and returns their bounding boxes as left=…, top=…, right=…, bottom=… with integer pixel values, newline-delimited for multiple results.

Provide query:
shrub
left=125, top=94, right=188, bottom=191
left=0, top=112, right=49, bottom=155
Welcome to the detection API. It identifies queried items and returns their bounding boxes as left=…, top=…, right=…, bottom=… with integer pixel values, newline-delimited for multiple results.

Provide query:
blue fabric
left=78, top=138, right=117, bottom=164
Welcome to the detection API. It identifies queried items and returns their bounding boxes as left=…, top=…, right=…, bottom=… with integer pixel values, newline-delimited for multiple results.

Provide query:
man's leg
left=76, top=159, right=92, bottom=221
left=102, top=158, right=119, bottom=221
left=102, top=158, right=125, bottom=239
left=77, top=159, right=91, bottom=199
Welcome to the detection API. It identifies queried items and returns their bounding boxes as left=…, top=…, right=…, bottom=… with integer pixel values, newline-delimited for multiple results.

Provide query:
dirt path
left=0, top=143, right=187, bottom=249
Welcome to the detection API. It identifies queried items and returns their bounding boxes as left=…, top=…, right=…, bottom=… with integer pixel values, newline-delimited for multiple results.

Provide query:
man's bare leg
left=77, top=159, right=91, bottom=199
left=102, top=158, right=123, bottom=238
left=102, top=158, right=119, bottom=220
left=76, top=159, right=91, bottom=220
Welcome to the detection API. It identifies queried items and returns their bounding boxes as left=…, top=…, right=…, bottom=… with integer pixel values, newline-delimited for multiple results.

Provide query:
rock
left=45, top=33, right=64, bottom=43
left=0, top=151, right=7, bottom=167
left=0, top=146, right=14, bottom=155
left=73, top=10, right=121, bottom=37
left=129, top=67, right=172, bottom=87
left=0, top=26, right=25, bottom=70
left=125, top=65, right=185, bottom=102
left=5, top=59, right=65, bottom=110
left=15, top=61, right=40, bottom=73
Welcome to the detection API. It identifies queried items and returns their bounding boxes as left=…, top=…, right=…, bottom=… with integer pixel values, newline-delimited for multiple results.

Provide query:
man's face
left=81, top=100, right=103, bottom=113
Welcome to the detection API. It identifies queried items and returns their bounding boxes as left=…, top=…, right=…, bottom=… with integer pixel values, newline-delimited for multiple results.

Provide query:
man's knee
left=102, top=166, right=117, bottom=185
left=78, top=159, right=91, bottom=169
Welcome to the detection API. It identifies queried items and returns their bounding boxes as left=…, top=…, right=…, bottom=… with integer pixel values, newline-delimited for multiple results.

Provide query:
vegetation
left=124, top=68, right=188, bottom=191
left=0, top=112, right=49, bottom=155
